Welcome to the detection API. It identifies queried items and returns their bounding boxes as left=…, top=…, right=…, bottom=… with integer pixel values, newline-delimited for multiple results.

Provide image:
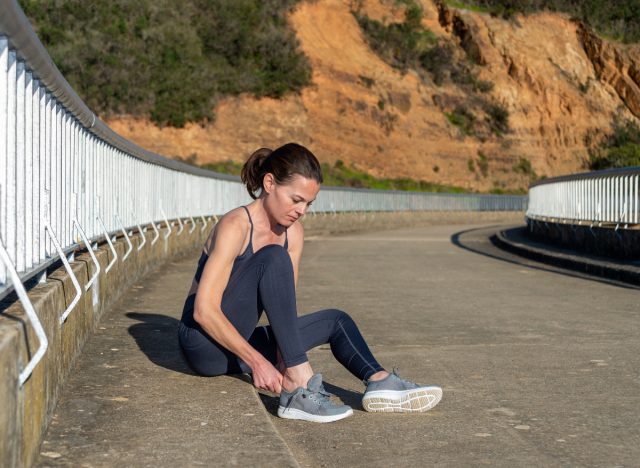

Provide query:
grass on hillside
left=177, top=155, right=471, bottom=193
left=321, top=160, right=468, bottom=192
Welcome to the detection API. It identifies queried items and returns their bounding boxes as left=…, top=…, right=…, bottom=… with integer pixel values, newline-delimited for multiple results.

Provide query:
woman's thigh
left=179, top=322, right=245, bottom=376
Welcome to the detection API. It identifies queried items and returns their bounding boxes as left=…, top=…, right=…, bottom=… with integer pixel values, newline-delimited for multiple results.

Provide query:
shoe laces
left=284, top=386, right=333, bottom=410
left=392, top=367, right=420, bottom=388
left=307, top=387, right=333, bottom=407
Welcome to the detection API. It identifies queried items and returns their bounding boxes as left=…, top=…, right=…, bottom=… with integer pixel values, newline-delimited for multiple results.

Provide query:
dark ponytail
left=240, top=143, right=323, bottom=199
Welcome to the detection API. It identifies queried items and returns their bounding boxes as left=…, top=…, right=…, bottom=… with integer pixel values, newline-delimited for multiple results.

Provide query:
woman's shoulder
left=205, top=207, right=251, bottom=254
left=219, top=206, right=250, bottom=227
left=287, top=219, right=304, bottom=250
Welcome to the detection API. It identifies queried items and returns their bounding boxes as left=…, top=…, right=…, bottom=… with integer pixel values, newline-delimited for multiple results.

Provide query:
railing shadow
left=450, top=225, right=639, bottom=290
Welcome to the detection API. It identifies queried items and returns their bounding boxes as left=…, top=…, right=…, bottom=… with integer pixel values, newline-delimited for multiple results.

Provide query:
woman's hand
left=251, top=358, right=283, bottom=394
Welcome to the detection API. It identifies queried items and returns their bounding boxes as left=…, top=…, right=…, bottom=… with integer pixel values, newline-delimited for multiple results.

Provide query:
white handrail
left=527, top=169, right=640, bottom=226
left=0, top=239, right=48, bottom=386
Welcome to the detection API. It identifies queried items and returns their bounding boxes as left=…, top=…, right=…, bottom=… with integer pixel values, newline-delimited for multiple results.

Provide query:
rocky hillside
left=107, top=0, right=640, bottom=192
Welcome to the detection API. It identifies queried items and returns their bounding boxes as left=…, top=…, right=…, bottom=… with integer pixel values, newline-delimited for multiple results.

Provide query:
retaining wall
left=526, top=218, right=640, bottom=259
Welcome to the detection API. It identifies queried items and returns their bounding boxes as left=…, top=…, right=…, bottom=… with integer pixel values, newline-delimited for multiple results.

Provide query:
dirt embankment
left=107, top=0, right=640, bottom=192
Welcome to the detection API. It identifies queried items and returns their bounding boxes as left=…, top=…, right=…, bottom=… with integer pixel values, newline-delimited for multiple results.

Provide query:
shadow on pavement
left=126, top=312, right=197, bottom=375
left=450, top=226, right=639, bottom=290
left=125, top=311, right=364, bottom=414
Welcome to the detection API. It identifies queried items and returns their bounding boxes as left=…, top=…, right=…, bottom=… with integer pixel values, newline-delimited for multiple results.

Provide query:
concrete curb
left=493, top=226, right=640, bottom=287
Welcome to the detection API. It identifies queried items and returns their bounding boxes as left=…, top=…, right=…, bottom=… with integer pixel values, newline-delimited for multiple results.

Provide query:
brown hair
left=240, top=143, right=323, bottom=199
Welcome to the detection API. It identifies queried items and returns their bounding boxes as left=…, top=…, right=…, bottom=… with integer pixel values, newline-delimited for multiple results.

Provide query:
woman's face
left=263, top=173, right=320, bottom=227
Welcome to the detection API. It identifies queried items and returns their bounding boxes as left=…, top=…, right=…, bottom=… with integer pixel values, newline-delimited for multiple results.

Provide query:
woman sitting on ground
left=178, top=143, right=442, bottom=422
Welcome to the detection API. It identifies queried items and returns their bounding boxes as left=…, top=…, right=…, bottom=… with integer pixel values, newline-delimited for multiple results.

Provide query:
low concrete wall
left=301, top=210, right=525, bottom=236
left=0, top=209, right=523, bottom=467
left=526, top=217, right=640, bottom=259
left=0, top=220, right=214, bottom=468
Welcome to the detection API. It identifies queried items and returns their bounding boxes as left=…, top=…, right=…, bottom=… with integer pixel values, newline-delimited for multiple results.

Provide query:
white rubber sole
left=362, top=386, right=443, bottom=413
left=277, top=406, right=354, bottom=423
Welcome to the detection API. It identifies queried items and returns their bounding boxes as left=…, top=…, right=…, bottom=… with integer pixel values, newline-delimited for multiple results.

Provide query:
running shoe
left=362, top=369, right=442, bottom=413
left=277, top=374, right=353, bottom=423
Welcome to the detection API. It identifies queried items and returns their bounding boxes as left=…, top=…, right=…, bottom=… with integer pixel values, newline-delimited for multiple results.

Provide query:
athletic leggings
left=179, top=244, right=384, bottom=381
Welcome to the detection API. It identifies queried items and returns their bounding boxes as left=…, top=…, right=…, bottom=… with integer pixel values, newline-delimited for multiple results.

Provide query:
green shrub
left=477, top=151, right=489, bottom=176
left=468, top=158, right=476, bottom=172
left=447, top=0, right=640, bottom=43
left=358, top=75, right=376, bottom=88
left=22, top=0, right=311, bottom=127
left=446, top=106, right=476, bottom=136
left=482, top=101, right=510, bottom=135
left=512, top=157, right=538, bottom=181
left=589, top=116, right=640, bottom=169
left=355, top=6, right=437, bottom=73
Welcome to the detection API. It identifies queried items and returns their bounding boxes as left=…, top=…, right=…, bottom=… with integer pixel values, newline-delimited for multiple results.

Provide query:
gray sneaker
left=277, top=374, right=353, bottom=423
left=362, top=369, right=442, bottom=413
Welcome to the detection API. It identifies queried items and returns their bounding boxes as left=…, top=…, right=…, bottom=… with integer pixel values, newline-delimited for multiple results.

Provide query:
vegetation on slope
left=176, top=155, right=469, bottom=192
left=21, top=0, right=311, bottom=127
left=445, top=0, right=640, bottom=43
left=353, top=0, right=510, bottom=138
left=589, top=116, right=640, bottom=170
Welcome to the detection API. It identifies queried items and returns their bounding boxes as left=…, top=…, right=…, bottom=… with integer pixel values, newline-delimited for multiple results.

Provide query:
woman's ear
left=263, top=173, right=275, bottom=194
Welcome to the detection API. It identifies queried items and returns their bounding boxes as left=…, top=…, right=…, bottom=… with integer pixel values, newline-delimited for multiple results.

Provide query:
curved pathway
left=38, top=224, right=639, bottom=467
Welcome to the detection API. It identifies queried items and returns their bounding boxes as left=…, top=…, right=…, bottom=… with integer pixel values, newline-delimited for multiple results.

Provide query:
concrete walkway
left=37, top=224, right=639, bottom=467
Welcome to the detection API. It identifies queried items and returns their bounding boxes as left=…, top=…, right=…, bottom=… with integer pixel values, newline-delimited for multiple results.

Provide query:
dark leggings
left=179, top=244, right=384, bottom=381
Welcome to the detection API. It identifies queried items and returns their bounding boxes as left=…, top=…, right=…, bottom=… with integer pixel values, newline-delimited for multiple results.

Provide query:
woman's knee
left=324, top=308, right=353, bottom=327
left=254, top=244, right=294, bottom=273
left=254, top=244, right=289, bottom=259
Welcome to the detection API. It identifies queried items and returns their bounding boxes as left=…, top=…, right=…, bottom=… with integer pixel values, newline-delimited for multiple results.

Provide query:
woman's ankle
left=282, top=362, right=314, bottom=391
left=367, top=370, right=390, bottom=382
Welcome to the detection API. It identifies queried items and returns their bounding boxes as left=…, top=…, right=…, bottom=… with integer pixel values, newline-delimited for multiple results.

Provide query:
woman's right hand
left=251, top=358, right=283, bottom=394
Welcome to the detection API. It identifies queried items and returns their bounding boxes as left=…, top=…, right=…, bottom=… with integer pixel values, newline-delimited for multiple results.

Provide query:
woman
left=179, top=143, right=442, bottom=423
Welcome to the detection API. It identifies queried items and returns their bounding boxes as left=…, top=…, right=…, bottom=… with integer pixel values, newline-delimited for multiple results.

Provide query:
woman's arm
left=193, top=211, right=282, bottom=392
left=287, top=221, right=305, bottom=289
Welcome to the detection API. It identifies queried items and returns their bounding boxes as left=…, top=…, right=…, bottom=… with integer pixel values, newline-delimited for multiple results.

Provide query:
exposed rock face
left=577, top=22, right=640, bottom=119
left=108, top=0, right=640, bottom=192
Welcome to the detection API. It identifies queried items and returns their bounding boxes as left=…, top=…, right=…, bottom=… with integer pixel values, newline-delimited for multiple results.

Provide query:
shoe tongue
left=306, top=373, right=323, bottom=392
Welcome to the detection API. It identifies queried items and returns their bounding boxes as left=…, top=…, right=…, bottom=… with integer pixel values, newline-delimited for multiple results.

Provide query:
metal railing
left=0, top=0, right=526, bottom=384
left=313, top=187, right=525, bottom=213
left=527, top=167, right=640, bottom=228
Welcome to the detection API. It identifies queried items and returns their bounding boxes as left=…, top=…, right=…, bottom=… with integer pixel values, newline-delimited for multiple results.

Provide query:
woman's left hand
left=251, top=357, right=283, bottom=394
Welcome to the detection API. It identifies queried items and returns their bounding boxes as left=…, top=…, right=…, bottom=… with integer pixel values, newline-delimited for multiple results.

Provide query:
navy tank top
left=180, top=206, right=288, bottom=327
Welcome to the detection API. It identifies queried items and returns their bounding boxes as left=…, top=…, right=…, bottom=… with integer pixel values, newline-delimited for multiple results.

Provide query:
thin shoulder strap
left=241, top=205, right=254, bottom=246
left=284, top=228, right=289, bottom=249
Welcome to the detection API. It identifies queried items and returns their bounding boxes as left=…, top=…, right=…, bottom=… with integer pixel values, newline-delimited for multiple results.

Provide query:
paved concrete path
left=38, top=224, right=639, bottom=467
